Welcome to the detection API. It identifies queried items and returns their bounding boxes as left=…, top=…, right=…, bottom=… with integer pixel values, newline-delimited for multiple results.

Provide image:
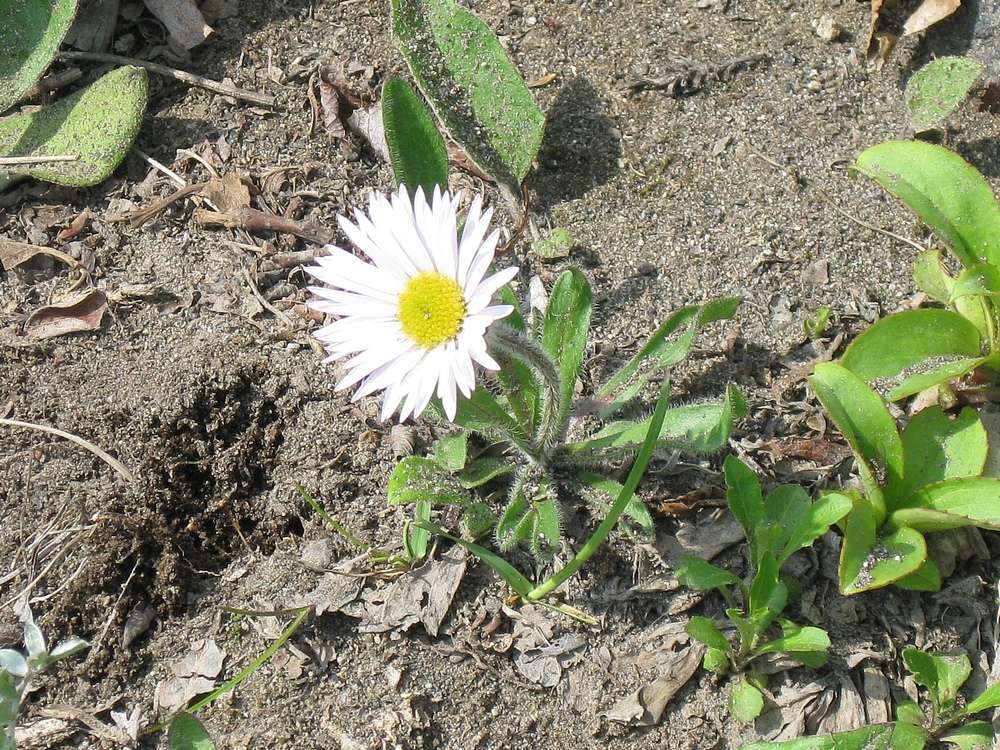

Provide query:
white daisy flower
left=307, top=185, right=518, bottom=422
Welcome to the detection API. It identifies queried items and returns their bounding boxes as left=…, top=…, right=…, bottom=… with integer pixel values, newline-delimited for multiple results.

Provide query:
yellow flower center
left=397, top=272, right=466, bottom=349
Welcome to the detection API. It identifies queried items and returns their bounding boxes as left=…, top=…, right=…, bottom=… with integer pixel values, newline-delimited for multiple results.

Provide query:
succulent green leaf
left=906, top=57, right=984, bottom=132
left=433, top=432, right=468, bottom=472
left=738, top=724, right=898, bottom=750
left=381, top=77, right=449, bottom=196
left=686, top=616, right=731, bottom=652
left=0, top=0, right=78, bottom=112
left=892, top=478, right=1000, bottom=531
left=965, top=683, right=1000, bottom=715
left=169, top=713, right=218, bottom=750
left=724, top=454, right=764, bottom=538
left=387, top=456, right=470, bottom=506
left=729, top=678, right=765, bottom=723
left=839, top=501, right=927, bottom=594
left=1, top=66, right=148, bottom=188
left=894, top=557, right=941, bottom=591
left=390, top=0, right=544, bottom=194
left=809, top=363, right=903, bottom=517
left=457, top=456, right=514, bottom=488
left=597, top=297, right=740, bottom=409
left=839, top=309, right=983, bottom=402
left=541, top=268, right=592, bottom=430
left=891, top=407, right=987, bottom=507
left=676, top=556, right=739, bottom=591
left=854, top=140, right=1000, bottom=269
left=576, top=471, right=654, bottom=538
left=913, top=249, right=955, bottom=304
left=940, top=720, right=994, bottom=750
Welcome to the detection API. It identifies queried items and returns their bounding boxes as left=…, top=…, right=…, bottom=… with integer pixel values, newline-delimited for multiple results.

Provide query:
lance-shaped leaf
left=738, top=724, right=899, bottom=750
left=891, top=478, right=1000, bottom=532
left=854, top=141, right=1000, bottom=269
left=494, top=286, right=539, bottom=431
left=889, top=406, right=987, bottom=508
left=765, top=487, right=852, bottom=566
left=576, top=471, right=654, bottom=537
left=906, top=57, right=984, bottom=133
left=839, top=309, right=984, bottom=402
left=0, top=66, right=148, bottom=188
left=965, top=683, right=1000, bottom=715
left=541, top=268, right=592, bottom=430
left=390, top=0, right=544, bottom=195
left=809, top=363, right=903, bottom=517
left=686, top=616, right=731, bottom=652
left=938, top=721, right=993, bottom=750
left=839, top=501, right=927, bottom=595
left=724, top=454, right=764, bottom=538
left=381, top=77, right=449, bottom=196
left=755, top=622, right=831, bottom=655
left=676, top=556, right=739, bottom=591
left=0, top=0, right=78, bottom=112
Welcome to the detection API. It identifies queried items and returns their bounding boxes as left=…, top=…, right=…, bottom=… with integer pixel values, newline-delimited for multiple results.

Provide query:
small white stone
left=813, top=14, right=842, bottom=42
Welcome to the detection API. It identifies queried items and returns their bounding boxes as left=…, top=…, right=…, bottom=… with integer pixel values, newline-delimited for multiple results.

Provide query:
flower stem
left=526, top=380, right=669, bottom=602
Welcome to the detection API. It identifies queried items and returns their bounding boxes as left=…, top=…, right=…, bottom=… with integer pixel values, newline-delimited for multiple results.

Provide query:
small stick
left=108, top=181, right=207, bottom=226
left=57, top=50, right=277, bottom=108
left=0, top=417, right=135, bottom=483
left=243, top=266, right=297, bottom=328
left=176, top=147, right=220, bottom=179
left=0, top=155, right=78, bottom=166
left=133, top=148, right=185, bottom=188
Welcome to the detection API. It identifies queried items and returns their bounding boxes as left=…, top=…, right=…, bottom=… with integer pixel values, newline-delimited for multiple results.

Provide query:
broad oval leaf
left=895, top=478, right=1000, bottom=531
left=387, top=456, right=470, bottom=506
left=912, top=249, right=955, bottom=304
left=891, top=407, right=987, bottom=507
left=541, top=268, right=592, bottom=431
left=854, top=141, right=1000, bottom=269
left=381, top=77, right=449, bottom=197
left=939, top=720, right=994, bottom=750
left=894, top=557, right=941, bottom=592
left=432, top=432, right=468, bottom=472
left=168, top=713, right=217, bottom=750
left=729, top=678, right=765, bottom=723
left=0, top=0, right=78, bottom=111
left=839, top=501, right=927, bottom=595
left=0, top=649, right=27, bottom=678
left=839, top=309, right=982, bottom=402
left=390, top=0, right=545, bottom=193
left=906, top=57, right=985, bottom=132
left=0, top=66, right=148, bottom=188
left=809, top=363, right=903, bottom=516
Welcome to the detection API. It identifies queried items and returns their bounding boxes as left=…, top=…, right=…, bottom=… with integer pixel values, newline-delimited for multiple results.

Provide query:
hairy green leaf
left=531, top=496, right=561, bottom=559
left=388, top=457, right=470, bottom=506
left=419, top=519, right=533, bottom=596
left=459, top=501, right=496, bottom=538
left=951, top=263, right=1000, bottom=302
left=576, top=471, right=654, bottom=538
left=541, top=268, right=592, bottom=430
left=0, top=66, right=148, bottom=188
left=906, top=57, right=984, bottom=132
left=381, top=77, right=449, bottom=196
left=433, top=432, right=468, bottom=472
left=390, top=0, right=544, bottom=194
left=703, top=646, right=730, bottom=674
left=854, top=140, right=1000, bottom=269
left=0, top=0, right=78, bottom=112
left=457, top=456, right=514, bottom=488
left=494, top=287, right=538, bottom=431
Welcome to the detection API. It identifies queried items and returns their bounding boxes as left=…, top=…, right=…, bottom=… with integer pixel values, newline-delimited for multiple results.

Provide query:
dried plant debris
left=509, top=607, right=587, bottom=687
left=602, top=644, right=705, bottom=726
left=142, top=0, right=213, bottom=49
left=629, top=54, right=766, bottom=96
left=153, top=639, right=226, bottom=713
left=24, top=289, right=108, bottom=339
left=866, top=0, right=962, bottom=65
left=359, top=547, right=467, bottom=636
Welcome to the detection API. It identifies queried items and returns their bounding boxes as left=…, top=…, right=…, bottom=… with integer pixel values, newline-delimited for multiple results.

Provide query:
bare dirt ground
left=2, top=0, right=1000, bottom=747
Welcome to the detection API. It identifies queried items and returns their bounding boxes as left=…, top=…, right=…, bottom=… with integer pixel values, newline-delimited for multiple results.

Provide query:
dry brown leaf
left=903, top=0, right=961, bottom=34
left=0, top=241, right=48, bottom=271
left=602, top=644, right=705, bottom=726
left=861, top=667, right=891, bottom=724
left=203, top=172, right=251, bottom=212
left=56, top=208, right=92, bottom=242
left=318, top=64, right=364, bottom=140
left=143, top=0, right=213, bottom=49
left=25, top=290, right=107, bottom=340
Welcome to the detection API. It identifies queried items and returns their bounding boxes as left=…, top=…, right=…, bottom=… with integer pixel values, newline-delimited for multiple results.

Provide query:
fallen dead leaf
left=903, top=0, right=961, bottom=34
left=25, top=290, right=107, bottom=340
left=143, top=0, right=213, bottom=49
left=347, top=104, right=390, bottom=162
left=602, top=644, right=705, bottom=726
left=758, top=436, right=853, bottom=466
left=318, top=64, right=364, bottom=140
left=203, top=171, right=251, bottom=212
left=866, top=0, right=962, bottom=64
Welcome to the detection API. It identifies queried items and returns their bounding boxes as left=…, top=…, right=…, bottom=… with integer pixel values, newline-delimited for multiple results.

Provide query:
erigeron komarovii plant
left=307, top=185, right=745, bottom=619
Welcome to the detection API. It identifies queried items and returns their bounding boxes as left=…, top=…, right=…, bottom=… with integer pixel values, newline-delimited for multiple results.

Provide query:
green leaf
left=433, top=432, right=468, bottom=472
left=169, top=713, right=217, bottom=750
left=419, top=519, right=533, bottom=597
left=903, top=647, right=972, bottom=708
left=951, top=263, right=1000, bottom=302
left=686, top=616, right=731, bottom=652
left=0, top=0, right=78, bottom=112
left=839, top=502, right=927, bottom=594
left=896, top=701, right=926, bottom=726
left=965, top=682, right=1000, bottom=715
left=459, top=501, right=496, bottom=538
left=809, top=363, right=904, bottom=517
left=895, top=557, right=941, bottom=591
left=676, top=556, right=740, bottom=591
left=903, top=647, right=939, bottom=700
left=541, top=268, right=592, bottom=430
left=576, top=471, right=654, bottom=538
left=724, top=454, right=764, bottom=538
left=839, top=309, right=983, bottom=402
left=531, top=497, right=561, bottom=559
left=892, top=407, right=987, bottom=506
left=738, top=724, right=897, bottom=750
left=913, top=249, right=955, bottom=304
left=0, top=650, right=26, bottom=678
left=747, top=554, right=788, bottom=633
left=891, top=722, right=930, bottom=750
left=940, top=720, right=994, bottom=750
left=0, top=66, right=149, bottom=188
left=892, top=478, right=1000, bottom=531
left=906, top=57, right=984, bottom=132
left=390, top=0, right=544, bottom=193
left=703, top=646, right=730, bottom=674
left=381, top=77, right=449, bottom=196
left=774, top=491, right=852, bottom=566
left=495, top=484, right=531, bottom=551
left=597, top=297, right=740, bottom=408
left=0, top=670, right=17, bottom=729
left=387, top=457, right=470, bottom=506
left=854, top=140, right=1000, bottom=269
left=450, top=386, right=526, bottom=444
left=404, top=499, right=432, bottom=562
left=494, top=287, right=538, bottom=431
left=533, top=227, right=573, bottom=260
left=729, top=678, right=765, bottom=723
left=48, top=637, right=88, bottom=661
left=756, top=624, right=831, bottom=655
left=457, top=456, right=514, bottom=488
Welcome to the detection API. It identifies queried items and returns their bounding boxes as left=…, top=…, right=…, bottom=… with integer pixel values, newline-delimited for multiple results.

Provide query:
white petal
left=466, top=265, right=519, bottom=307
left=464, top=229, right=503, bottom=290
